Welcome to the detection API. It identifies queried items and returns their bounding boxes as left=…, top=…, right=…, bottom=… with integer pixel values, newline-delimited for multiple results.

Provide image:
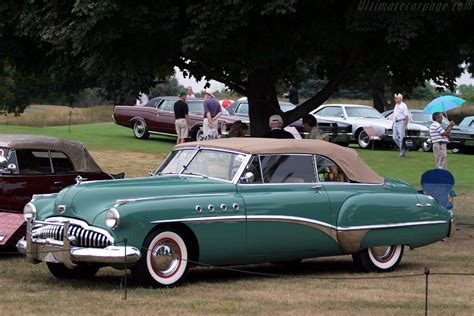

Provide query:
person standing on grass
left=392, top=93, right=409, bottom=157
left=174, top=91, right=190, bottom=144
left=429, top=112, right=455, bottom=169
left=203, top=88, right=221, bottom=139
left=186, top=86, right=196, bottom=98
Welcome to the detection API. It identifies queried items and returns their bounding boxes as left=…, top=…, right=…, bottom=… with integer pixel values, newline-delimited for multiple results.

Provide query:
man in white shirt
left=186, top=86, right=196, bottom=99
left=392, top=93, right=409, bottom=157
left=429, top=112, right=455, bottom=169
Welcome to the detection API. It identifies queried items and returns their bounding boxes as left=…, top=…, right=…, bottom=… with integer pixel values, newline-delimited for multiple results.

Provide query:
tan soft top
left=176, top=138, right=384, bottom=184
left=0, top=134, right=102, bottom=172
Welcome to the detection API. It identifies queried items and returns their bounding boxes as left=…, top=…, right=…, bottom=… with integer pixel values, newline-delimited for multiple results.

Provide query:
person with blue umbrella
left=429, top=112, right=455, bottom=169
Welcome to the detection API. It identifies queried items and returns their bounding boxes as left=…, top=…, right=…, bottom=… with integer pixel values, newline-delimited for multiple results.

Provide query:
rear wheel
left=133, top=120, right=150, bottom=139
left=132, top=229, right=190, bottom=287
left=46, top=262, right=99, bottom=279
left=353, top=245, right=404, bottom=272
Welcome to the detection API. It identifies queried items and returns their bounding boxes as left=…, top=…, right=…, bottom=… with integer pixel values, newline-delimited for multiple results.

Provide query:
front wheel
left=133, top=120, right=150, bottom=139
left=46, top=262, right=100, bottom=279
left=357, top=130, right=371, bottom=149
left=352, top=245, right=404, bottom=272
left=132, top=229, right=190, bottom=287
left=422, top=141, right=432, bottom=152
left=192, top=126, right=204, bottom=141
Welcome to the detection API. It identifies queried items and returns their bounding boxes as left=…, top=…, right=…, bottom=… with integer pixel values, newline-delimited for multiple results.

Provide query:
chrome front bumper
left=16, top=219, right=141, bottom=268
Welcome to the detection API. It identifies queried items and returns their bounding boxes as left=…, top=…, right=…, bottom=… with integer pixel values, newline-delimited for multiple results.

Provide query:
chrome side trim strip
left=337, top=220, right=448, bottom=231
left=151, top=214, right=448, bottom=231
left=152, top=215, right=246, bottom=224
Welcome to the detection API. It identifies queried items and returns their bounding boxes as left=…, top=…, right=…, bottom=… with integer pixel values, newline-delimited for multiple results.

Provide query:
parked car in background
left=0, top=134, right=117, bottom=247
left=311, top=104, right=429, bottom=149
left=450, top=116, right=474, bottom=154
left=226, top=100, right=351, bottom=143
left=113, top=97, right=245, bottom=141
left=18, top=138, right=454, bottom=287
left=383, top=110, right=473, bottom=154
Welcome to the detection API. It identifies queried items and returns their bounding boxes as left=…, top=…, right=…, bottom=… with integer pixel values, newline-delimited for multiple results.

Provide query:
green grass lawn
left=0, top=123, right=176, bottom=154
left=1, top=123, right=472, bottom=189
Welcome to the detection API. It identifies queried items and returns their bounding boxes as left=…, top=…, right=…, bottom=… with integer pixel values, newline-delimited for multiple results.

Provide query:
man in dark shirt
left=265, top=115, right=295, bottom=139
left=174, top=92, right=190, bottom=144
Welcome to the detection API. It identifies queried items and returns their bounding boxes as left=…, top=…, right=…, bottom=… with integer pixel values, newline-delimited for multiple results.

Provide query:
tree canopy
left=1, top=0, right=473, bottom=134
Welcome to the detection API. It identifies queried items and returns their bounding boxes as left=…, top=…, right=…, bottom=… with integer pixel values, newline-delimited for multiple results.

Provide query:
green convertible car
left=17, top=138, right=454, bottom=287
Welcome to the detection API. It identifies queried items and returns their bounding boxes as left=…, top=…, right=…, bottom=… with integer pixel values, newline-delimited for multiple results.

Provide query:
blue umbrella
left=423, top=95, right=465, bottom=114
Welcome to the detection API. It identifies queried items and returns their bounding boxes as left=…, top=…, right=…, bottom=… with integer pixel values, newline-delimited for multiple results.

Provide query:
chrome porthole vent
left=232, top=203, right=240, bottom=211
left=208, top=205, right=215, bottom=212
left=220, top=204, right=227, bottom=212
left=195, top=205, right=203, bottom=213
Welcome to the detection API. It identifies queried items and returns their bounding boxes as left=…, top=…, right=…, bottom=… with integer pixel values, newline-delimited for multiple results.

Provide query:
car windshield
left=345, top=107, right=384, bottom=118
left=187, top=100, right=229, bottom=115
left=459, top=118, right=474, bottom=127
left=157, top=148, right=247, bottom=181
left=187, top=100, right=205, bottom=113
left=280, top=103, right=295, bottom=112
left=411, top=112, right=432, bottom=122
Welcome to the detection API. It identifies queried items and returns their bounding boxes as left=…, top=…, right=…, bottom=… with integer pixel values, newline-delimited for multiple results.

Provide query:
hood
left=52, top=176, right=234, bottom=223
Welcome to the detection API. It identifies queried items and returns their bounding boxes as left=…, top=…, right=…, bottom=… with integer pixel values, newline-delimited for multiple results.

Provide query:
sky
left=175, top=67, right=474, bottom=93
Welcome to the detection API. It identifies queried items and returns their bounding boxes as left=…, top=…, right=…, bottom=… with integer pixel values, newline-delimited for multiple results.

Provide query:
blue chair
left=420, top=169, right=456, bottom=210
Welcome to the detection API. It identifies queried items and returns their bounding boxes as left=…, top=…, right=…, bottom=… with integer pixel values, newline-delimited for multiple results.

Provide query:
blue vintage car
left=17, top=138, right=454, bottom=287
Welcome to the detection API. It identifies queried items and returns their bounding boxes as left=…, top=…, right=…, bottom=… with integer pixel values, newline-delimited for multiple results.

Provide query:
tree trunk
left=372, top=85, right=388, bottom=112
left=247, top=70, right=280, bottom=137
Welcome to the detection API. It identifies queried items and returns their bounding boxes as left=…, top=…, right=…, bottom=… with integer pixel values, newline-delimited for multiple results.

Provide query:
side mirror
left=240, top=172, right=254, bottom=183
left=0, top=156, right=7, bottom=168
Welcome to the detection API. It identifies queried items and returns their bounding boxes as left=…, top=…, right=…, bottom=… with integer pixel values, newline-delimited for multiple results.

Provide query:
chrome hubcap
left=371, top=246, right=394, bottom=262
left=151, top=241, right=180, bottom=277
left=359, top=132, right=369, bottom=147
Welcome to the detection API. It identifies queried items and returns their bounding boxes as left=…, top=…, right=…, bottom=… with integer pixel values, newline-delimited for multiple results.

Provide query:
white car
left=310, top=104, right=429, bottom=149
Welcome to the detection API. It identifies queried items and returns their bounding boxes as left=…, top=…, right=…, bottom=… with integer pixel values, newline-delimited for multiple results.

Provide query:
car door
left=153, top=99, right=176, bottom=134
left=237, top=154, right=340, bottom=260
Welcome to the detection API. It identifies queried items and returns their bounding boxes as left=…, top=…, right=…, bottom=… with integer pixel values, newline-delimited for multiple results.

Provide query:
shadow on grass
left=16, top=257, right=425, bottom=291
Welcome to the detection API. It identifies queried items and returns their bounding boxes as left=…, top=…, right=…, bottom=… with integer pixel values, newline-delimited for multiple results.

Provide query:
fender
left=336, top=192, right=419, bottom=253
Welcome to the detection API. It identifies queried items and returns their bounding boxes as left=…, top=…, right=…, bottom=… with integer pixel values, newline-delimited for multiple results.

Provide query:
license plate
left=464, top=139, right=474, bottom=146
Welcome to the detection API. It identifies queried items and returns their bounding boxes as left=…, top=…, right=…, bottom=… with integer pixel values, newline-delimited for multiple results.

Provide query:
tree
left=4, top=1, right=474, bottom=135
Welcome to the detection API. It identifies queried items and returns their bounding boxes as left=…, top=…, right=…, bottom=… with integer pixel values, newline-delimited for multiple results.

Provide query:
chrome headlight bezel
left=105, top=207, right=120, bottom=229
left=23, top=202, right=37, bottom=221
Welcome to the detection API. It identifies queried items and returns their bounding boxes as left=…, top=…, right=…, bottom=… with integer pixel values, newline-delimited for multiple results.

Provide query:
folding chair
left=420, top=169, right=456, bottom=210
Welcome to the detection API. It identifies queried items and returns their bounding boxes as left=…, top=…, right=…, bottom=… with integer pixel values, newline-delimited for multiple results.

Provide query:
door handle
left=54, top=181, right=63, bottom=185
left=312, top=184, right=323, bottom=193
left=416, top=203, right=432, bottom=208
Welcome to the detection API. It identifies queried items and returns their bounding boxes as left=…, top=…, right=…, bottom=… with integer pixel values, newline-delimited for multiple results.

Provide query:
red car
left=0, top=134, right=116, bottom=247
left=113, top=97, right=249, bottom=140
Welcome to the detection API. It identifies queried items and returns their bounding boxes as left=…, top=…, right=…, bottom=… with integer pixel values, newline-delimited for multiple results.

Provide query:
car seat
left=420, top=169, right=456, bottom=210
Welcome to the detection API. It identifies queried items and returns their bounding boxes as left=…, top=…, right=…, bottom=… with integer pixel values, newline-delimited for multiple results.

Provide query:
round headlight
left=105, top=208, right=120, bottom=229
left=23, top=202, right=37, bottom=221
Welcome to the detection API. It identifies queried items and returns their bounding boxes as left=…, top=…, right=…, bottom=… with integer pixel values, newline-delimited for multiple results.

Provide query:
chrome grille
left=32, top=222, right=113, bottom=248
